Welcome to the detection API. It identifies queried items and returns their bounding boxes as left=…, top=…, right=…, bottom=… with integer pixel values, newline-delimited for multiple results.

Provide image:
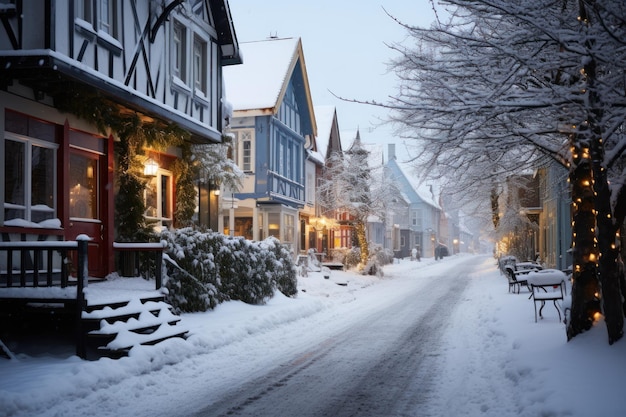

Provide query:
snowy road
left=5, top=254, right=626, bottom=417
left=189, top=257, right=476, bottom=417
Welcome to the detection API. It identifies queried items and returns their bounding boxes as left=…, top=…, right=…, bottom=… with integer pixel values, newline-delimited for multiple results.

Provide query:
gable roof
left=314, top=105, right=337, bottom=158
left=223, top=37, right=317, bottom=136
left=386, top=157, right=441, bottom=210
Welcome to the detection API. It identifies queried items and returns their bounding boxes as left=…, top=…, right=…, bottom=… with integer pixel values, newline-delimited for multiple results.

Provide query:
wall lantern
left=144, top=158, right=159, bottom=176
left=214, top=189, right=221, bottom=196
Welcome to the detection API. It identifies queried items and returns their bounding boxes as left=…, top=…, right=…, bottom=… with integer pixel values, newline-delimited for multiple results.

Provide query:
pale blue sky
left=228, top=1, right=441, bottom=152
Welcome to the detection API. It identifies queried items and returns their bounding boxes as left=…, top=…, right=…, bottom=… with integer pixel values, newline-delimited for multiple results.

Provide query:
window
left=283, top=213, right=294, bottom=243
left=173, top=22, right=186, bottom=82
left=278, top=86, right=301, bottom=134
left=241, top=130, right=252, bottom=172
left=4, top=134, right=57, bottom=224
left=278, top=137, right=285, bottom=176
left=268, top=213, right=280, bottom=238
left=193, top=36, right=207, bottom=94
left=69, top=153, right=98, bottom=219
left=145, top=170, right=173, bottom=230
left=77, top=0, right=93, bottom=24
left=231, top=130, right=253, bottom=173
left=97, top=0, right=117, bottom=37
left=412, top=208, right=423, bottom=227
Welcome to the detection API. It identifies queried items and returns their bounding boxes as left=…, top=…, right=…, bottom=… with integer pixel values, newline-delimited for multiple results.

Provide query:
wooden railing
left=0, top=237, right=89, bottom=357
left=113, top=242, right=166, bottom=289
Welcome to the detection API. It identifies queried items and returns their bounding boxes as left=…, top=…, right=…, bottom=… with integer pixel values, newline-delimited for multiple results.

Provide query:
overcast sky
left=228, top=0, right=442, bottom=154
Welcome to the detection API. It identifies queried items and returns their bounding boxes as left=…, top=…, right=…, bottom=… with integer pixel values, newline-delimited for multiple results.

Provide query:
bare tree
left=385, top=0, right=626, bottom=343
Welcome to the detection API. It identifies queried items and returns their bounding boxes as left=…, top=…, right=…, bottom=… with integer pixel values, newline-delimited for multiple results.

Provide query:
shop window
left=268, top=213, right=280, bottom=239
left=283, top=213, right=294, bottom=243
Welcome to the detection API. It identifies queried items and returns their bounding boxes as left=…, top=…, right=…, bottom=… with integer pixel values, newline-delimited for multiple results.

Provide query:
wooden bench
left=527, top=269, right=567, bottom=322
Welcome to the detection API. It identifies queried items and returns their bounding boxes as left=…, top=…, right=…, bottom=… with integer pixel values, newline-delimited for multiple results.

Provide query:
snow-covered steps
left=82, top=296, right=187, bottom=359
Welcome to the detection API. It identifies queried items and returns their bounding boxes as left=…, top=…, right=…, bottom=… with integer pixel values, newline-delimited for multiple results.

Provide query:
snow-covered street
left=2, top=254, right=626, bottom=417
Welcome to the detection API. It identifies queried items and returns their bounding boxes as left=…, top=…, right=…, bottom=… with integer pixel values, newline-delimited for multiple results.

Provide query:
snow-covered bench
left=527, top=269, right=567, bottom=322
left=503, top=261, right=542, bottom=293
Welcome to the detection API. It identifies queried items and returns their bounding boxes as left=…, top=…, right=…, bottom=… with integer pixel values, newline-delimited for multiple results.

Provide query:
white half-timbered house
left=0, top=0, right=241, bottom=278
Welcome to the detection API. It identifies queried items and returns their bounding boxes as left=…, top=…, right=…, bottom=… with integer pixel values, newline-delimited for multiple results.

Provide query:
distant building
left=384, top=144, right=442, bottom=258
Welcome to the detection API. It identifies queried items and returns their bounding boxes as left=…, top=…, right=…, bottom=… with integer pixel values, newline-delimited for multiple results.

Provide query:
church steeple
left=347, top=128, right=365, bottom=154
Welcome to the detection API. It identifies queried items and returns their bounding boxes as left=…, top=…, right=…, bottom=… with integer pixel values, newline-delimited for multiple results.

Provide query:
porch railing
left=0, top=237, right=89, bottom=357
left=113, top=241, right=166, bottom=289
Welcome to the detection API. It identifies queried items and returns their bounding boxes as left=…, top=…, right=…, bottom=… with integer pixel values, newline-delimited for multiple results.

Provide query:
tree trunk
left=579, top=2, right=623, bottom=343
left=354, top=220, right=369, bottom=266
left=491, top=186, right=500, bottom=230
left=567, top=143, right=601, bottom=340
left=590, top=118, right=624, bottom=343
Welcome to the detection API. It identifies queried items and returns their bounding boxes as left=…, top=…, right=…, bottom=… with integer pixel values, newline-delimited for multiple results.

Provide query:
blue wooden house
left=222, top=37, right=317, bottom=253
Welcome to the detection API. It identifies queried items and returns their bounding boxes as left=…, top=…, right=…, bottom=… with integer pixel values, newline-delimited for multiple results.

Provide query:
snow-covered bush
left=160, top=227, right=297, bottom=312
left=370, top=244, right=394, bottom=266
left=360, top=244, right=393, bottom=277
left=344, top=247, right=361, bottom=269
left=161, top=228, right=223, bottom=312
left=362, top=259, right=384, bottom=277
left=262, top=237, right=297, bottom=298
left=217, top=236, right=274, bottom=304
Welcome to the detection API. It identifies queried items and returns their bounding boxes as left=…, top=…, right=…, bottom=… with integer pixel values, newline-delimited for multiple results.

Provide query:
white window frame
left=283, top=213, right=295, bottom=244
left=99, top=0, right=112, bottom=34
left=3, top=132, right=58, bottom=224
left=144, top=169, right=174, bottom=231
left=193, top=35, right=207, bottom=95
left=238, top=129, right=254, bottom=173
left=172, top=21, right=187, bottom=83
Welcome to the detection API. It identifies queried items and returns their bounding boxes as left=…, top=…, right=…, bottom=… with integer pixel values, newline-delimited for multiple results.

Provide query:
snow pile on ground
left=1, top=254, right=625, bottom=417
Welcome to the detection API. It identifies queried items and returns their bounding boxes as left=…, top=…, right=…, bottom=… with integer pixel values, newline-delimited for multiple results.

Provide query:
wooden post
left=155, top=249, right=163, bottom=289
left=75, top=237, right=89, bottom=359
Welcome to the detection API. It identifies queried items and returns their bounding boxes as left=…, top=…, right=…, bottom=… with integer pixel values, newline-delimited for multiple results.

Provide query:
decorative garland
left=55, top=85, right=197, bottom=238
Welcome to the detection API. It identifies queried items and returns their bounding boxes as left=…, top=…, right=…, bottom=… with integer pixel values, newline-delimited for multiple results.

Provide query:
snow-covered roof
left=458, top=216, right=474, bottom=237
left=388, top=158, right=441, bottom=210
left=307, top=149, right=324, bottom=165
left=223, top=37, right=301, bottom=113
left=314, top=105, right=336, bottom=158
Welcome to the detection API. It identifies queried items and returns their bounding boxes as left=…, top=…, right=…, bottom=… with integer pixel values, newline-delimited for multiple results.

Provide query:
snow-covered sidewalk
left=1, top=254, right=625, bottom=417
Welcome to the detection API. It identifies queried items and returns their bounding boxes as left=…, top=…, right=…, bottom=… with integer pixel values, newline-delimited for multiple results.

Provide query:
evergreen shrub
left=161, top=227, right=297, bottom=312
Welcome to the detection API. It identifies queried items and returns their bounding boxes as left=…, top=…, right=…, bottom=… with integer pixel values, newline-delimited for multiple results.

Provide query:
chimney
left=388, top=143, right=396, bottom=160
